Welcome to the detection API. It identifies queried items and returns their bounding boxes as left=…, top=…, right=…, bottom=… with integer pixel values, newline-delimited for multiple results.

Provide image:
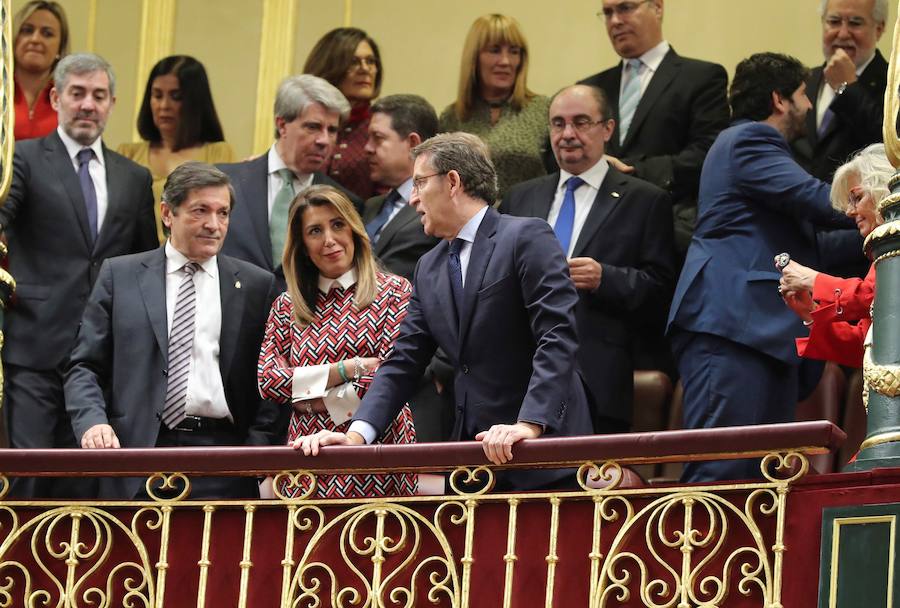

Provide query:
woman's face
left=478, top=43, right=522, bottom=98
left=301, top=203, right=356, bottom=279
left=845, top=173, right=882, bottom=238
left=150, top=73, right=182, bottom=138
left=15, top=9, right=61, bottom=74
left=339, top=40, right=378, bottom=104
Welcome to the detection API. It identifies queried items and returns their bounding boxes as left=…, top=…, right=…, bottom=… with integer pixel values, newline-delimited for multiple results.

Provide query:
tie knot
left=277, top=168, right=295, bottom=186
left=182, top=262, right=201, bottom=277
left=627, top=58, right=643, bottom=73
left=566, top=176, right=585, bottom=193
left=385, top=189, right=403, bottom=207
left=448, top=238, right=464, bottom=255
left=77, top=148, right=93, bottom=166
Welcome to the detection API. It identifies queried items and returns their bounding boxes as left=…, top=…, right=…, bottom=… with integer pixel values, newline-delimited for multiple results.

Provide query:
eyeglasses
left=597, top=0, right=651, bottom=20
left=412, top=172, right=447, bottom=192
left=847, top=186, right=869, bottom=211
left=348, top=56, right=378, bottom=72
left=549, top=117, right=609, bottom=133
left=823, top=15, right=870, bottom=31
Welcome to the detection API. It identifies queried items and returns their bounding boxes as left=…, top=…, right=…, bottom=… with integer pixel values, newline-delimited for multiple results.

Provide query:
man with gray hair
left=0, top=52, right=157, bottom=498
left=295, top=132, right=594, bottom=491
left=792, top=0, right=888, bottom=182
left=220, top=74, right=362, bottom=291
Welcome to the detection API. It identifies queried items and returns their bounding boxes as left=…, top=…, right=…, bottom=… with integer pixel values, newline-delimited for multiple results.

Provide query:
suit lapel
left=604, top=67, right=624, bottom=155
left=532, top=174, right=559, bottom=221
left=806, top=68, right=825, bottom=146
left=374, top=204, right=417, bottom=255
left=458, top=208, right=497, bottom=345
left=96, top=144, right=122, bottom=254
left=139, top=248, right=169, bottom=358
left=621, top=49, right=680, bottom=151
left=244, top=155, right=274, bottom=269
left=45, top=132, right=93, bottom=249
left=217, top=256, right=243, bottom=383
left=572, top=168, right=624, bottom=257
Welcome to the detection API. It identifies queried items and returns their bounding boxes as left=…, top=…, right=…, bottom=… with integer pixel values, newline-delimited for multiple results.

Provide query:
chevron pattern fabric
left=258, top=271, right=417, bottom=498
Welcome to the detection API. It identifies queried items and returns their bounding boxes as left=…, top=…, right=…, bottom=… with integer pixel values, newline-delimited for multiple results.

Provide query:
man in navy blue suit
left=296, top=132, right=594, bottom=490
left=667, top=53, right=854, bottom=483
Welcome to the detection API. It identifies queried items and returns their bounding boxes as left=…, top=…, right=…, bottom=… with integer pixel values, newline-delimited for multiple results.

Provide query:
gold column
left=85, top=0, right=98, bottom=53
left=132, top=0, right=176, bottom=141
left=251, top=0, right=297, bottom=155
left=344, top=0, right=352, bottom=26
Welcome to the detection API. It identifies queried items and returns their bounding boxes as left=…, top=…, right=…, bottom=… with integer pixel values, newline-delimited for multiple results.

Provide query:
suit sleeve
left=515, top=220, right=582, bottom=432
left=812, top=265, right=875, bottom=321
left=624, top=63, right=729, bottom=199
left=830, top=79, right=887, bottom=145
left=63, top=260, right=116, bottom=443
left=0, top=145, right=30, bottom=231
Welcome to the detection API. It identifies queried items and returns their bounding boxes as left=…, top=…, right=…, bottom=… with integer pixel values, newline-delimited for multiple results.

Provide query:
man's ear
left=446, top=169, right=462, bottom=196
left=160, top=201, right=174, bottom=228
left=407, top=132, right=422, bottom=148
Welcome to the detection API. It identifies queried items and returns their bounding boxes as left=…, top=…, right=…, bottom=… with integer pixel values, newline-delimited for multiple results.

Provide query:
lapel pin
left=611, top=191, right=620, bottom=198
left=235, top=281, right=241, bottom=289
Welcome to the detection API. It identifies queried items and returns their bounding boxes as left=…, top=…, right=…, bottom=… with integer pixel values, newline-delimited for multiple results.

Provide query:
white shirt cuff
left=348, top=420, right=377, bottom=444
left=323, top=382, right=360, bottom=426
left=291, top=364, right=329, bottom=400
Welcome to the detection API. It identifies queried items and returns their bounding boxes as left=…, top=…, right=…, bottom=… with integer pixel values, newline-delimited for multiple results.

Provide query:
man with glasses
left=219, top=74, right=362, bottom=293
left=295, top=132, right=594, bottom=491
left=501, top=85, right=675, bottom=435
left=792, top=0, right=887, bottom=183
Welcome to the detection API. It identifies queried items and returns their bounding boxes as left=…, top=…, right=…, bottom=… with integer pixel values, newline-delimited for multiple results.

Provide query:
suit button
left=462, top=364, right=469, bottom=374
left=162, top=369, right=168, bottom=377
left=155, top=412, right=162, bottom=420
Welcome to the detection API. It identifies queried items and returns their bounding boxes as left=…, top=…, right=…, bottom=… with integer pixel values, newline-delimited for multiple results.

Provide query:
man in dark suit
left=667, top=53, right=855, bottom=483
left=0, top=53, right=157, bottom=498
left=501, top=85, right=675, bottom=434
left=361, top=94, right=452, bottom=442
left=296, top=133, right=594, bottom=490
left=581, top=0, right=729, bottom=257
left=219, top=74, right=362, bottom=292
left=65, top=163, right=280, bottom=499
left=792, top=0, right=888, bottom=182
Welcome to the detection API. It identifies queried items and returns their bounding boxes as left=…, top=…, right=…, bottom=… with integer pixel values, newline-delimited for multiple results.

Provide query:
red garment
left=14, top=79, right=56, bottom=141
left=796, top=264, right=875, bottom=367
left=325, top=103, right=377, bottom=199
left=257, top=272, right=416, bottom=498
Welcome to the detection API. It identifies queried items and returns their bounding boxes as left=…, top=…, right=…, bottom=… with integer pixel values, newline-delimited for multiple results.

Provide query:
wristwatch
left=835, top=81, right=849, bottom=96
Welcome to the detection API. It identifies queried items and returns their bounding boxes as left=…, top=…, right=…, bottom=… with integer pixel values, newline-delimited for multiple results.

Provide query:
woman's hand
left=783, top=289, right=815, bottom=323
left=354, top=357, right=381, bottom=377
left=778, top=260, right=819, bottom=295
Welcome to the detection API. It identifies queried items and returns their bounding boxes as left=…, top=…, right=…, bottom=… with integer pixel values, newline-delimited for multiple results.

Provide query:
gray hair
left=831, top=143, right=893, bottom=211
left=549, top=84, right=610, bottom=119
left=371, top=94, right=439, bottom=140
left=272, top=74, right=350, bottom=138
left=412, top=132, right=498, bottom=204
left=162, top=161, right=235, bottom=211
left=819, top=0, right=887, bottom=23
left=53, top=53, right=115, bottom=96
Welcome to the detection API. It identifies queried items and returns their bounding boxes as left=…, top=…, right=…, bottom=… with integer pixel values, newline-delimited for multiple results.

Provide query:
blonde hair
left=830, top=143, right=893, bottom=214
left=282, top=185, right=378, bottom=326
left=453, top=14, right=535, bottom=122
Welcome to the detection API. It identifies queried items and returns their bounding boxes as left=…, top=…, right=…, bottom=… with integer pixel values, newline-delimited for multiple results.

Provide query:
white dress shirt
left=164, top=242, right=230, bottom=420
left=547, top=159, right=610, bottom=257
left=816, top=51, right=876, bottom=129
left=267, top=145, right=314, bottom=219
left=57, top=126, right=109, bottom=232
left=618, top=40, right=670, bottom=101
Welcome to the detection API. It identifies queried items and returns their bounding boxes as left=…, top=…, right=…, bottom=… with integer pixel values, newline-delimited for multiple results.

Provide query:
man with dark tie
left=0, top=53, right=157, bottom=498
left=295, top=132, right=594, bottom=491
left=219, top=74, right=362, bottom=291
left=65, top=162, right=280, bottom=499
left=361, top=94, right=452, bottom=442
left=501, top=85, right=675, bottom=434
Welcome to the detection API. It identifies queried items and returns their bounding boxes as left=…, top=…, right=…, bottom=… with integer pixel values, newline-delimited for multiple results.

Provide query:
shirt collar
left=57, top=125, right=105, bottom=167
left=454, top=205, right=489, bottom=245
left=267, top=144, right=311, bottom=182
left=395, top=177, right=414, bottom=202
left=623, top=40, right=670, bottom=72
left=318, top=267, right=358, bottom=293
left=165, top=240, right=219, bottom=279
left=558, top=158, right=609, bottom=192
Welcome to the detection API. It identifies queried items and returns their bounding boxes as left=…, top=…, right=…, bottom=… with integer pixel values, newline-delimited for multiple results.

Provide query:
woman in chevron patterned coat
left=258, top=185, right=417, bottom=498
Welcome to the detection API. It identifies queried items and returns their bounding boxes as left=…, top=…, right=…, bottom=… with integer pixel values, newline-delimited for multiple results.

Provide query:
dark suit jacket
left=218, top=155, right=364, bottom=291
left=668, top=120, right=854, bottom=364
left=0, top=131, right=157, bottom=370
left=64, top=247, right=281, bottom=498
left=792, top=49, right=888, bottom=182
left=363, top=193, right=439, bottom=282
left=354, top=208, right=594, bottom=489
left=580, top=48, right=729, bottom=205
left=500, top=167, right=675, bottom=426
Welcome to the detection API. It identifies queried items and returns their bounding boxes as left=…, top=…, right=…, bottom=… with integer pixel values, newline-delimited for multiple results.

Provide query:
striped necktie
left=618, top=58, right=644, bottom=145
left=162, top=262, right=200, bottom=429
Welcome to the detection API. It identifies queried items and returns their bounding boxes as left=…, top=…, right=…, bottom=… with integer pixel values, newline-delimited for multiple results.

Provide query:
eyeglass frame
left=412, top=172, right=448, bottom=192
left=347, top=56, right=379, bottom=72
left=846, top=185, right=870, bottom=211
left=822, top=14, right=871, bottom=31
left=597, top=0, right=652, bottom=20
left=549, top=116, right=611, bottom=134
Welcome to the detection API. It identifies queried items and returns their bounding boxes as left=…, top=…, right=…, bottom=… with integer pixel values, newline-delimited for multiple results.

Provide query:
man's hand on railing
left=292, top=430, right=365, bottom=456
left=81, top=424, right=121, bottom=449
left=475, top=422, right=542, bottom=465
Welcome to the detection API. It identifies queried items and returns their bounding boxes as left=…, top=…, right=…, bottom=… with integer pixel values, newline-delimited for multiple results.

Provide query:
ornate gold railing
left=0, top=421, right=844, bottom=607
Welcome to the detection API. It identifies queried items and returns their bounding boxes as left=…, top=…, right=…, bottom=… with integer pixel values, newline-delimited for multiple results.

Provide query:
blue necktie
left=366, top=189, right=402, bottom=244
left=77, top=148, right=98, bottom=240
left=818, top=105, right=835, bottom=138
left=447, top=238, right=465, bottom=321
left=618, top=58, right=644, bottom=145
left=554, top=176, right=584, bottom=255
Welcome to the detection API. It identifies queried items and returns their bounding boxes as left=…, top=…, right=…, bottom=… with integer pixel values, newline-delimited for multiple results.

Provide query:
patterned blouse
left=325, top=104, right=376, bottom=200
left=257, top=271, right=417, bottom=498
left=440, top=95, right=550, bottom=199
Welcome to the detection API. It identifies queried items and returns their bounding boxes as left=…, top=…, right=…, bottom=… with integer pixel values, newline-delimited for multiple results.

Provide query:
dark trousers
left=671, top=330, right=798, bottom=483
left=4, top=364, right=95, bottom=499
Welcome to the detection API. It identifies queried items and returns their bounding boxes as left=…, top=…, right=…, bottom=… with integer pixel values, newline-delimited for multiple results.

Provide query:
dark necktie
left=554, top=176, right=585, bottom=254
left=162, top=262, right=200, bottom=429
left=366, top=189, right=402, bottom=244
left=447, top=238, right=465, bottom=321
left=818, top=105, right=835, bottom=138
left=77, top=148, right=98, bottom=240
